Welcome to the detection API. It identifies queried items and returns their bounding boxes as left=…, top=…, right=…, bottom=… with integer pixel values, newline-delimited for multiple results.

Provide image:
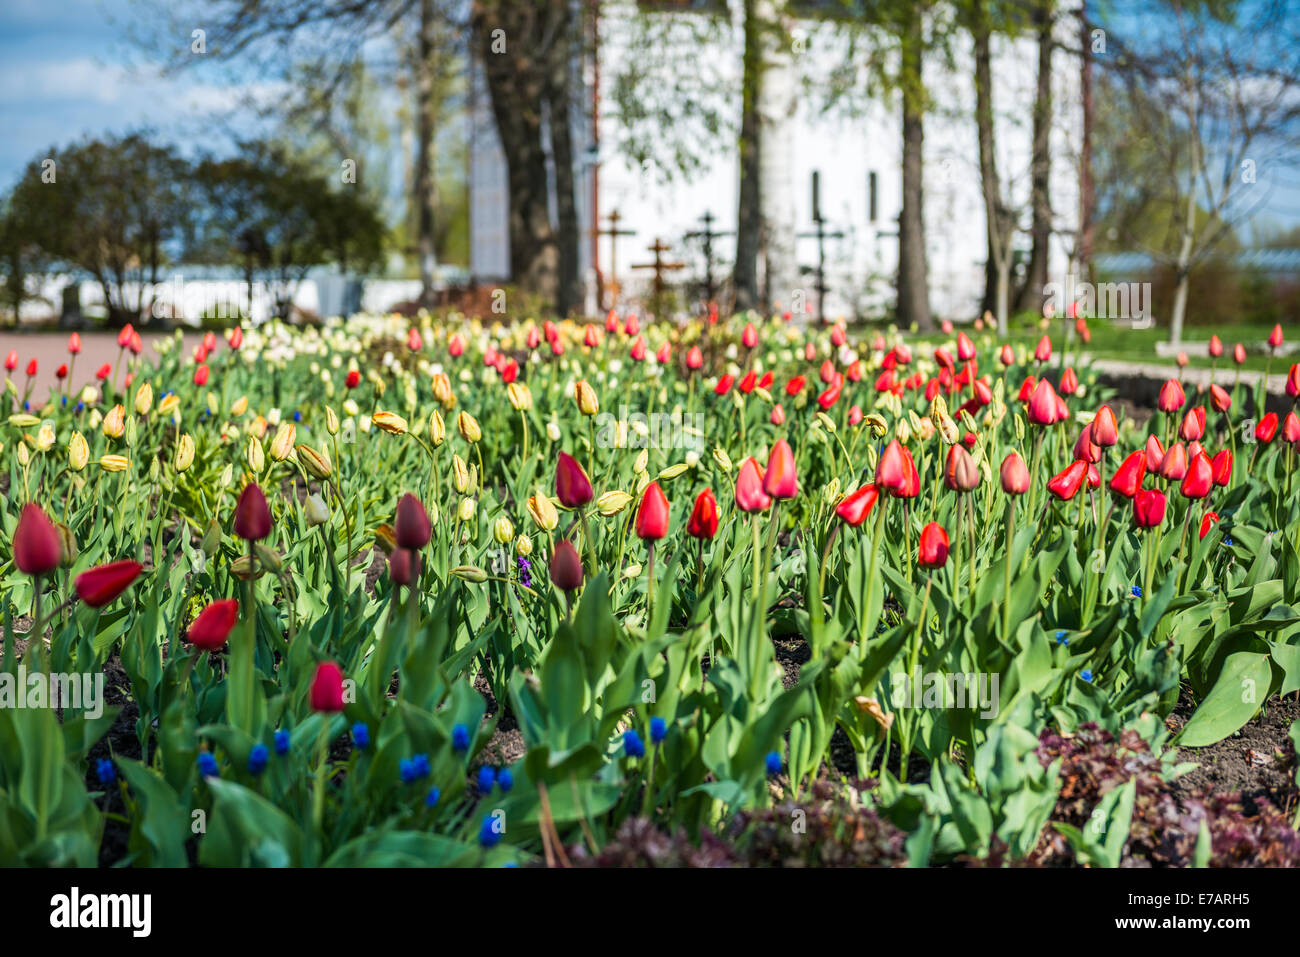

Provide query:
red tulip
left=228, top=326, right=243, bottom=349
left=1233, top=343, right=1246, bottom=365
left=407, top=327, right=423, bottom=352
left=1159, top=442, right=1188, bottom=481
left=116, top=323, right=134, bottom=348
left=735, top=457, right=773, bottom=513
left=526, top=326, right=540, bottom=349
left=999, top=344, right=1015, bottom=366
left=635, top=482, right=670, bottom=540
left=395, top=493, right=431, bottom=549
left=1133, top=488, right=1166, bottom=528
left=714, top=374, right=734, bottom=395
left=389, top=548, right=416, bottom=586
left=630, top=336, right=647, bottom=362
left=656, top=343, right=671, bottom=364
left=187, top=598, right=240, bottom=652
left=918, top=522, right=950, bottom=569
left=605, top=311, right=620, bottom=333
left=129, top=332, right=142, bottom=355
left=1144, top=435, right=1165, bottom=471
left=13, top=503, right=62, bottom=575
left=4, top=349, right=17, bottom=371
left=555, top=452, right=594, bottom=509
left=1072, top=423, right=1102, bottom=464
left=1211, top=449, right=1232, bottom=486
left=876, top=440, right=917, bottom=498
left=1157, top=379, right=1185, bottom=413
left=848, top=405, right=863, bottom=426
left=234, top=483, right=272, bottom=541
left=25, top=359, right=37, bottom=377
left=763, top=439, right=798, bottom=499
left=345, top=369, right=361, bottom=389
left=1059, top=367, right=1079, bottom=396
left=1047, top=461, right=1088, bottom=501
left=831, top=324, right=847, bottom=347
left=1200, top=511, right=1220, bottom=539
left=448, top=334, right=465, bottom=357
left=817, top=376, right=842, bottom=410
left=835, top=484, right=879, bottom=526
left=1018, top=376, right=1037, bottom=402
left=770, top=404, right=785, bottom=426
left=310, top=661, right=347, bottom=712
left=738, top=370, right=757, bottom=394
left=742, top=323, right=758, bottom=349
left=193, top=363, right=209, bottom=386
left=1181, top=451, right=1213, bottom=499
left=1000, top=452, right=1030, bottom=495
left=1256, top=412, right=1278, bottom=444
left=1092, top=405, right=1118, bottom=447
left=893, top=343, right=912, bottom=365
left=544, top=321, right=558, bottom=344
left=1269, top=324, right=1283, bottom=349
left=1285, top=411, right=1300, bottom=444
left=1179, top=406, right=1206, bottom=442
left=584, top=325, right=600, bottom=348
left=956, top=332, right=976, bottom=361
left=935, top=347, right=955, bottom=371
left=1027, top=379, right=1064, bottom=426
left=1288, top=364, right=1300, bottom=398
left=75, top=560, right=143, bottom=607
left=687, top=489, right=719, bottom=539
left=56, top=364, right=68, bottom=380
left=67, top=332, right=82, bottom=355
left=1208, top=334, right=1223, bottom=358
left=549, top=540, right=584, bottom=591
left=1209, top=384, right=1231, bottom=412
left=686, top=346, right=704, bottom=370
left=1034, top=335, right=1052, bottom=362
left=944, top=444, right=981, bottom=492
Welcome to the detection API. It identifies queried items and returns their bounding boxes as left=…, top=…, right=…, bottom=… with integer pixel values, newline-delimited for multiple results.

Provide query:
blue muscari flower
left=650, top=716, right=667, bottom=744
left=198, top=752, right=219, bottom=778
left=400, top=753, right=432, bottom=784
left=293, top=410, right=302, bottom=422
left=451, top=723, right=470, bottom=752
left=61, top=395, right=67, bottom=406
left=623, top=729, right=645, bottom=758
left=425, top=786, right=441, bottom=808
left=479, top=815, right=503, bottom=848
left=95, top=758, right=116, bottom=786
left=75, top=402, right=85, bottom=412
left=248, top=743, right=269, bottom=776
left=399, top=759, right=417, bottom=783
left=274, top=729, right=291, bottom=756
left=503, top=861, right=518, bottom=868
left=477, top=765, right=496, bottom=794
left=23, top=400, right=29, bottom=411
left=351, top=722, right=370, bottom=750
left=1225, top=537, right=1234, bottom=547
left=497, top=768, right=513, bottom=792
left=1131, top=585, right=1142, bottom=598
left=765, top=750, right=783, bottom=776
left=1081, top=669, right=1094, bottom=683
left=1054, top=630, right=1068, bottom=646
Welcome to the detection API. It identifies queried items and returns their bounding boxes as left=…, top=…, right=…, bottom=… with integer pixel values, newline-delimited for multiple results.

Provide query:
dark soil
left=1166, top=683, right=1299, bottom=817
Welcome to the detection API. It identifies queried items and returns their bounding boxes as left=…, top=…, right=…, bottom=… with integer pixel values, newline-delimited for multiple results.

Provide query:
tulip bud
left=395, top=493, right=432, bottom=549
left=458, top=497, right=476, bottom=522
left=188, top=599, right=239, bottom=652
left=597, top=490, right=633, bottom=516
left=507, top=382, right=532, bottom=411
left=574, top=380, right=599, bottom=416
left=527, top=491, right=559, bottom=531
left=158, top=394, right=180, bottom=417
left=324, top=406, right=340, bottom=435
left=201, top=518, right=222, bottom=556
left=269, top=422, right=295, bottom=461
left=134, top=382, right=154, bottom=415
left=296, top=444, right=332, bottom=480
left=54, top=522, right=78, bottom=567
left=492, top=516, right=515, bottom=544
left=231, top=395, right=250, bottom=417
left=431, top=373, right=455, bottom=408
left=457, top=410, right=482, bottom=443
left=174, top=433, right=195, bottom=472
left=65, top=430, right=88, bottom=472
left=234, top=483, right=272, bottom=541
left=918, top=522, right=950, bottom=569
left=103, top=404, right=126, bottom=438
left=429, top=410, right=446, bottom=446
left=16, top=442, right=30, bottom=467
left=451, top=565, right=488, bottom=583
left=230, top=554, right=261, bottom=580
left=99, top=454, right=130, bottom=473
left=372, top=411, right=408, bottom=435
left=999, top=452, right=1030, bottom=495
left=254, top=544, right=284, bottom=574
left=309, top=662, right=347, bottom=712
left=246, top=436, right=265, bottom=473
left=304, top=493, right=330, bottom=527
left=14, top=503, right=61, bottom=575
left=555, top=451, right=594, bottom=508
left=516, top=534, right=533, bottom=557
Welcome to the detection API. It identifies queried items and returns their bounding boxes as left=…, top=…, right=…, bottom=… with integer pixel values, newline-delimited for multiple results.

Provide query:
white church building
left=468, top=0, right=1083, bottom=322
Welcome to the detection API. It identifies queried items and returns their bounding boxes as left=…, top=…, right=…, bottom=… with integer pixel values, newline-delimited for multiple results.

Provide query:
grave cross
left=684, top=210, right=733, bottom=310
left=593, top=209, right=637, bottom=310
left=630, top=238, right=686, bottom=318
left=796, top=172, right=846, bottom=324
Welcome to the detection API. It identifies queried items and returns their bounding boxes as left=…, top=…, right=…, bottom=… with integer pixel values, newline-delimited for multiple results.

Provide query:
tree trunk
left=474, top=1, right=557, bottom=303
left=972, top=0, right=1009, bottom=334
left=733, top=0, right=762, bottom=313
left=757, top=0, right=798, bottom=318
left=897, top=6, right=932, bottom=332
left=1077, top=6, right=1095, bottom=284
left=1013, top=0, right=1054, bottom=316
left=414, top=0, right=439, bottom=308
left=546, top=1, right=581, bottom=318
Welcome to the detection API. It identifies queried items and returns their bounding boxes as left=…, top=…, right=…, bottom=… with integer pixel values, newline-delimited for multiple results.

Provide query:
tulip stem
left=859, top=502, right=886, bottom=652
left=966, top=495, right=976, bottom=615
left=311, top=716, right=331, bottom=840
left=1003, top=499, right=1015, bottom=638
left=818, top=524, right=839, bottom=597
left=645, top=542, right=656, bottom=631
left=901, top=574, right=934, bottom=775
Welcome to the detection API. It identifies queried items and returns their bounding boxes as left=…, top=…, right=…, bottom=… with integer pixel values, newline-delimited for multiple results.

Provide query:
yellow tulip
left=457, top=410, right=482, bottom=443
left=372, top=410, right=408, bottom=435
left=99, top=454, right=130, bottom=472
left=134, top=383, right=153, bottom=415
left=68, top=431, right=89, bottom=471
left=574, top=380, right=599, bottom=416
left=269, top=422, right=296, bottom=461
left=173, top=434, right=195, bottom=472
left=102, top=404, right=126, bottom=439
left=296, top=444, right=332, bottom=480
left=526, top=491, right=559, bottom=531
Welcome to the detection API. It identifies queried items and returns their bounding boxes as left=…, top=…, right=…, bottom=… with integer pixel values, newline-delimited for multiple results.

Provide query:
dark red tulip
left=394, top=493, right=431, bottom=549
left=234, top=483, right=272, bottom=541
left=549, top=540, right=584, bottom=592
left=75, top=560, right=143, bottom=607
left=1000, top=452, right=1030, bottom=495
left=310, top=661, right=347, bottom=712
left=188, top=598, right=240, bottom=652
left=635, top=482, right=670, bottom=540
left=687, top=489, right=719, bottom=539
left=555, top=452, right=594, bottom=509
left=346, top=369, right=361, bottom=389
left=14, top=503, right=62, bottom=575
left=389, top=548, right=418, bottom=586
